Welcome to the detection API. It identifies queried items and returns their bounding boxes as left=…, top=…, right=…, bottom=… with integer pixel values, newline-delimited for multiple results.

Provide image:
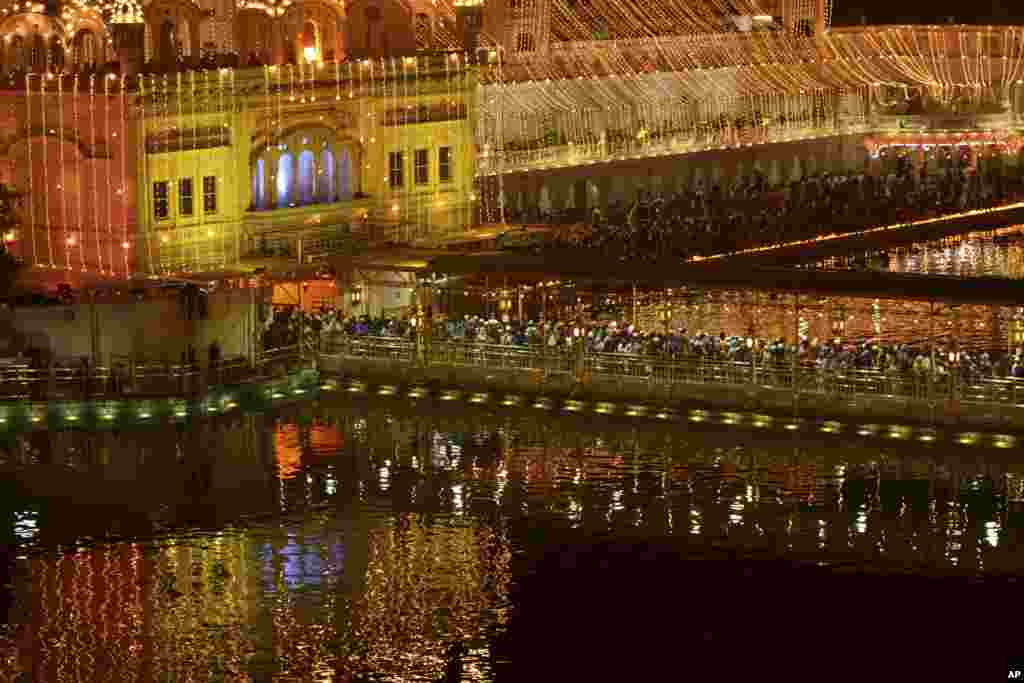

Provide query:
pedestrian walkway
left=319, top=334, right=1024, bottom=428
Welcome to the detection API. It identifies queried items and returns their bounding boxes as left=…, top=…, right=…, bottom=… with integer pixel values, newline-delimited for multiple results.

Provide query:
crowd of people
left=504, top=159, right=1024, bottom=261
left=262, top=306, right=417, bottom=352
left=288, top=306, right=1024, bottom=384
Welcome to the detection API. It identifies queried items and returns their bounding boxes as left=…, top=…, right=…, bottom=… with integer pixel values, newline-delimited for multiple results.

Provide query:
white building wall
left=2, top=288, right=256, bottom=364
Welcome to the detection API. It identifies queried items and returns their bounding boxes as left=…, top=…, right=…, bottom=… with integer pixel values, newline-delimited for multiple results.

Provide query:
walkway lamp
left=1011, top=308, right=1024, bottom=354
left=658, top=301, right=673, bottom=333
left=831, top=306, right=846, bottom=341
left=351, top=285, right=362, bottom=308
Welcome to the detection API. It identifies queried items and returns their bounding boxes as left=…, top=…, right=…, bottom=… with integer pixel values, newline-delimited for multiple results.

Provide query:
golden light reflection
left=9, top=415, right=1024, bottom=680
left=20, top=533, right=255, bottom=682
left=275, top=423, right=302, bottom=480
left=346, top=519, right=511, bottom=680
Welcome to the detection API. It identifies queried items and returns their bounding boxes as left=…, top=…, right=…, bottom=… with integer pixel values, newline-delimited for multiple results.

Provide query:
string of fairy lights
left=473, top=18, right=1024, bottom=218
left=8, top=0, right=1024, bottom=272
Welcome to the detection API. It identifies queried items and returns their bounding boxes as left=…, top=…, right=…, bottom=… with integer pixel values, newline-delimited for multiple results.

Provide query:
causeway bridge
left=317, top=336, right=1024, bottom=432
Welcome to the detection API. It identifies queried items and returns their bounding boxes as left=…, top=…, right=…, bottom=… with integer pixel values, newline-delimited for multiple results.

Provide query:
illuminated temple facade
left=0, top=0, right=1023, bottom=276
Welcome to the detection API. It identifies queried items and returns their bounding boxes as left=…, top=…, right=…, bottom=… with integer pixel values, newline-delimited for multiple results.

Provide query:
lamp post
left=831, top=304, right=846, bottom=343
left=499, top=290, right=512, bottom=322
left=351, top=285, right=362, bottom=314
left=1011, top=307, right=1024, bottom=355
left=658, top=301, right=673, bottom=334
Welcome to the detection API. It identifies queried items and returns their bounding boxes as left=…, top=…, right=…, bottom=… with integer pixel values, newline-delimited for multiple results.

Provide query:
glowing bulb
left=303, top=46, right=317, bottom=62
left=122, top=241, right=130, bottom=249
left=65, top=235, right=75, bottom=246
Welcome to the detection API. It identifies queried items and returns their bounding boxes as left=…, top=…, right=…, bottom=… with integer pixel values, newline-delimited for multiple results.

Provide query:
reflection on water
left=2, top=399, right=1024, bottom=679
left=818, top=224, right=1024, bottom=280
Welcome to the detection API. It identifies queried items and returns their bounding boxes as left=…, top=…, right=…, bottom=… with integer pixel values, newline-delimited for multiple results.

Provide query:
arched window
left=49, top=35, right=64, bottom=69
left=339, top=149, right=352, bottom=199
left=276, top=153, right=293, bottom=208
left=320, top=149, right=336, bottom=203
left=30, top=34, right=44, bottom=68
left=301, top=21, right=318, bottom=63
left=73, top=30, right=95, bottom=68
left=516, top=32, right=535, bottom=52
left=297, top=150, right=315, bottom=204
left=253, top=158, right=266, bottom=209
left=9, top=36, right=26, bottom=71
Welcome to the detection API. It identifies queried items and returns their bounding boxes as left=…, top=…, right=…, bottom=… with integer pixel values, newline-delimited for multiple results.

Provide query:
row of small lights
left=478, top=109, right=1024, bottom=176
left=329, top=377, right=1018, bottom=449
left=0, top=382, right=316, bottom=430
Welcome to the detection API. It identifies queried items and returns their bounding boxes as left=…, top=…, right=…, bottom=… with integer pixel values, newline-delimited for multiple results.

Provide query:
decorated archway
left=283, top=1, right=344, bottom=63
left=143, top=0, right=206, bottom=68
left=251, top=124, right=362, bottom=210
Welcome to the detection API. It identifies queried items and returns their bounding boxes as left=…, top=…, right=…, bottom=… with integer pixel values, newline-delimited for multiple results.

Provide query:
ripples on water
left=2, top=399, right=1024, bottom=680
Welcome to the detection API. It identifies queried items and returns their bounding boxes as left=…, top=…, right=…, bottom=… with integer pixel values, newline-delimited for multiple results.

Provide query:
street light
left=658, top=301, right=673, bottom=333
left=831, top=306, right=846, bottom=341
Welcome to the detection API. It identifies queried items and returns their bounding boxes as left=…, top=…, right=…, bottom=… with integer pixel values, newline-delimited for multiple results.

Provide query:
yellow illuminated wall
left=136, top=60, right=478, bottom=275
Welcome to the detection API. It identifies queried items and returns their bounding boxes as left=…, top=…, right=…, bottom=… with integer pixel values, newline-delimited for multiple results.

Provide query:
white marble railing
left=477, top=122, right=872, bottom=176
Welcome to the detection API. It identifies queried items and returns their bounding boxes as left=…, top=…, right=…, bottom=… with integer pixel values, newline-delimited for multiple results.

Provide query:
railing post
left=792, top=293, right=800, bottom=408
left=928, top=301, right=936, bottom=412
left=750, top=343, right=757, bottom=387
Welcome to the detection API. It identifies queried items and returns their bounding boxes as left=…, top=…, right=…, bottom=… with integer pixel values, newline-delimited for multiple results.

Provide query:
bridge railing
left=0, top=347, right=306, bottom=401
left=320, top=335, right=1024, bottom=409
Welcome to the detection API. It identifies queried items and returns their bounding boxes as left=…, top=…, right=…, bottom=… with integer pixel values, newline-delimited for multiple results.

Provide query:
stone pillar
left=190, top=20, right=201, bottom=67
left=610, top=175, right=626, bottom=204
left=596, top=176, right=611, bottom=209
left=265, top=152, right=277, bottom=208
left=719, top=156, right=737, bottom=186
left=337, top=147, right=350, bottom=200
left=312, top=154, right=321, bottom=202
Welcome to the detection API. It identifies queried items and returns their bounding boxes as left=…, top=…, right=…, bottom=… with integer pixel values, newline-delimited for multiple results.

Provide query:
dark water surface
left=2, top=396, right=1024, bottom=681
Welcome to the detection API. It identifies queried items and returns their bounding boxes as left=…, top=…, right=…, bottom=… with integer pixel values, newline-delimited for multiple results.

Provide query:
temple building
left=0, top=0, right=1022, bottom=279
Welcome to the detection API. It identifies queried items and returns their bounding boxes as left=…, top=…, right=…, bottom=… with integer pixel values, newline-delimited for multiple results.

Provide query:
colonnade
left=502, top=140, right=867, bottom=214
left=251, top=143, right=361, bottom=210
left=1, top=25, right=109, bottom=74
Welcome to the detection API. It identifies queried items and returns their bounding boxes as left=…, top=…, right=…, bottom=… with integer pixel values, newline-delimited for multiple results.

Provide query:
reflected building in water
left=4, top=401, right=1024, bottom=679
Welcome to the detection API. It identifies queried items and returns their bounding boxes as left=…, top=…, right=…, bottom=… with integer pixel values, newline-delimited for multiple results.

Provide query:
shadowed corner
left=0, top=477, right=22, bottom=631
left=489, top=530, right=1024, bottom=683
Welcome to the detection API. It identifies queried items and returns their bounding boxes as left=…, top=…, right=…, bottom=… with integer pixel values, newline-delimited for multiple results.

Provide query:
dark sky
left=830, top=1, right=1023, bottom=26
